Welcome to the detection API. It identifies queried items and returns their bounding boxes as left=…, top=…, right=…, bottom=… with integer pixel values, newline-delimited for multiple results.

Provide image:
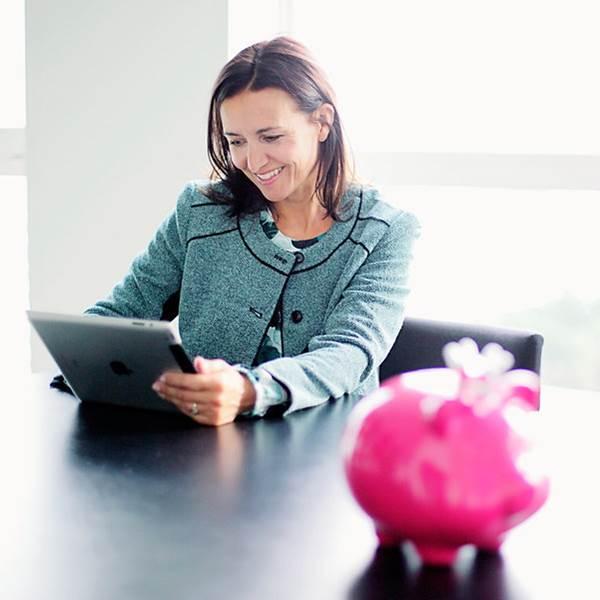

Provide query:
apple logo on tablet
left=110, top=361, right=134, bottom=376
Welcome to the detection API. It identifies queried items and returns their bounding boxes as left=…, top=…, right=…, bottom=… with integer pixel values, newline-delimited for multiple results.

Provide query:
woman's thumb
left=194, top=356, right=207, bottom=373
left=194, top=356, right=228, bottom=373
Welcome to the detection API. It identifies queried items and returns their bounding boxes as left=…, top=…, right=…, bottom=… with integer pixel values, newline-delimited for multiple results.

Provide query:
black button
left=291, top=310, right=303, bottom=323
left=294, top=251, right=305, bottom=264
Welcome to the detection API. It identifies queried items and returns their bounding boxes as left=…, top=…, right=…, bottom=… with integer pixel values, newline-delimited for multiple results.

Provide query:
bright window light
left=0, top=0, right=26, bottom=128
left=292, top=0, right=600, bottom=155
left=228, top=0, right=282, bottom=58
left=383, top=185, right=600, bottom=390
left=0, top=176, right=29, bottom=374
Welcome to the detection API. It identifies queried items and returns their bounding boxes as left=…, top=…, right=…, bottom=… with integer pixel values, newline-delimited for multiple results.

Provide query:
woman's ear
left=315, top=103, right=335, bottom=142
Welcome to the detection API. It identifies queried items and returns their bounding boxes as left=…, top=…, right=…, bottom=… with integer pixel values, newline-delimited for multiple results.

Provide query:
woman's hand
left=152, top=357, right=256, bottom=426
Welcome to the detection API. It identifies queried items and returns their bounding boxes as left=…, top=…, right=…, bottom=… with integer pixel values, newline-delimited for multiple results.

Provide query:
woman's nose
left=246, top=144, right=268, bottom=173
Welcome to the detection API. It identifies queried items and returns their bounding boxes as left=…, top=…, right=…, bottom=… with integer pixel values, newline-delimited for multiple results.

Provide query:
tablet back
left=27, top=311, right=194, bottom=413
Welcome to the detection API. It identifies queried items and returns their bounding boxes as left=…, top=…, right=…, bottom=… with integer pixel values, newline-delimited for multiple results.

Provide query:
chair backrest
left=379, top=316, right=544, bottom=383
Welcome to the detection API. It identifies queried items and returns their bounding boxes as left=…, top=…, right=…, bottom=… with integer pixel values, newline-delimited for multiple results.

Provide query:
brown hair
left=205, top=36, right=353, bottom=218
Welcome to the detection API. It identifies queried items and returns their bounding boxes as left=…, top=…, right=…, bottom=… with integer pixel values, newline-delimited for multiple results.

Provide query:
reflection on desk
left=1, top=375, right=598, bottom=599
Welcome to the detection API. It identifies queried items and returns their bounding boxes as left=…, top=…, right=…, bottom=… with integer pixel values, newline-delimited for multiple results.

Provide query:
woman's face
left=220, top=87, right=331, bottom=207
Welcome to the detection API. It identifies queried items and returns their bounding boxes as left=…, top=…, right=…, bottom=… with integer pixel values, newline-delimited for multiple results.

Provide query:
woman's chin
left=259, top=188, right=287, bottom=204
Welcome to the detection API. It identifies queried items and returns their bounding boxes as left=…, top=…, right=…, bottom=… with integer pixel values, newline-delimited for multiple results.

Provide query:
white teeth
left=256, top=167, right=283, bottom=181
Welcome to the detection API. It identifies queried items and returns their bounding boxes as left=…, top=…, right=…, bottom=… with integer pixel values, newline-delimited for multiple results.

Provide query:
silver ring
left=190, top=402, right=199, bottom=416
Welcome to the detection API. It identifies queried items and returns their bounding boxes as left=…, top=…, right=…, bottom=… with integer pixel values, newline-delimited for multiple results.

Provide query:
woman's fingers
left=153, top=377, right=225, bottom=418
left=155, top=372, right=218, bottom=393
left=151, top=359, right=246, bottom=426
left=154, top=357, right=234, bottom=393
left=194, top=356, right=229, bottom=374
left=154, top=383, right=212, bottom=405
left=154, top=385, right=212, bottom=417
left=158, top=391, right=235, bottom=427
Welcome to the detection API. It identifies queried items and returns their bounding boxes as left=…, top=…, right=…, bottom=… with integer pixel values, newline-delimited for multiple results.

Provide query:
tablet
left=27, top=311, right=195, bottom=413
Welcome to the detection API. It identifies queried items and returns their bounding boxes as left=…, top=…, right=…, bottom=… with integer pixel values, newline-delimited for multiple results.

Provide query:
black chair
left=379, top=316, right=544, bottom=383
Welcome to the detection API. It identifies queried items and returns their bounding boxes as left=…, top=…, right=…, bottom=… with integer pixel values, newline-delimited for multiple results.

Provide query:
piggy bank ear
left=503, top=369, right=540, bottom=410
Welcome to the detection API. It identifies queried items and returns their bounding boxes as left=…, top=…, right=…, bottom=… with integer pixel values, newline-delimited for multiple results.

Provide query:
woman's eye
left=228, top=139, right=244, bottom=147
left=263, top=135, right=282, bottom=143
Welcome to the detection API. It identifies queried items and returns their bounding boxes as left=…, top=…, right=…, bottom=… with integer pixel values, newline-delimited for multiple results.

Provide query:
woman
left=85, top=37, right=420, bottom=425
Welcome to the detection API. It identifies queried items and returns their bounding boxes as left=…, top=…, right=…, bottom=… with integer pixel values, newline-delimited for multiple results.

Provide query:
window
left=291, top=0, right=600, bottom=154
left=382, top=185, right=600, bottom=390
left=0, top=0, right=26, bottom=128
left=0, top=0, right=29, bottom=374
left=228, top=0, right=286, bottom=58
left=286, top=0, right=600, bottom=390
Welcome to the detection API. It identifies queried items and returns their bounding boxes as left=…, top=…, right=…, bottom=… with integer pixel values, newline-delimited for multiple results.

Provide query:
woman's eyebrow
left=224, top=126, right=282, bottom=136
left=256, top=126, right=281, bottom=134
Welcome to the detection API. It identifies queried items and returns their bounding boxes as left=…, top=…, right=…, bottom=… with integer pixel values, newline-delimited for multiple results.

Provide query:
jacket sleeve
left=261, top=210, right=421, bottom=415
left=85, top=185, right=191, bottom=319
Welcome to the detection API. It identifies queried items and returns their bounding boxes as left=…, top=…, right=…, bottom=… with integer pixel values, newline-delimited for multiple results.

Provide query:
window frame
left=0, top=128, right=25, bottom=175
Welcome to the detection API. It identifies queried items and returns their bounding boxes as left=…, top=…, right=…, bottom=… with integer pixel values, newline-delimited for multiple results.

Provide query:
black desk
left=2, top=375, right=598, bottom=599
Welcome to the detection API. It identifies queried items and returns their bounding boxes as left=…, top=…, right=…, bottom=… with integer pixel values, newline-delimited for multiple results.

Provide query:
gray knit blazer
left=86, top=181, right=420, bottom=415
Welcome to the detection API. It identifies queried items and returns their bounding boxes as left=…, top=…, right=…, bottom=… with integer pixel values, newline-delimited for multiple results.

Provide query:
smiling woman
left=84, top=36, right=420, bottom=426
left=206, top=38, right=349, bottom=223
left=221, top=87, right=335, bottom=239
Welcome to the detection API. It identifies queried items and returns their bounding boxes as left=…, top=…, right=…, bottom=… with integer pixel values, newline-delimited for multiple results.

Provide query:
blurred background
left=2, top=0, right=599, bottom=390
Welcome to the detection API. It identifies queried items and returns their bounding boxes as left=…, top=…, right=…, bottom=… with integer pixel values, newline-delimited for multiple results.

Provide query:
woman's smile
left=220, top=87, right=326, bottom=206
left=255, top=166, right=285, bottom=185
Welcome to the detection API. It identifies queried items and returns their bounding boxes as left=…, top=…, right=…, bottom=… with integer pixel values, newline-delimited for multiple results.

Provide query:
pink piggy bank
left=342, top=338, right=550, bottom=566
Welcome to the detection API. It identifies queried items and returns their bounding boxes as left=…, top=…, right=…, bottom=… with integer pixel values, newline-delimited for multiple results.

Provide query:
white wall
left=26, top=1, right=228, bottom=370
